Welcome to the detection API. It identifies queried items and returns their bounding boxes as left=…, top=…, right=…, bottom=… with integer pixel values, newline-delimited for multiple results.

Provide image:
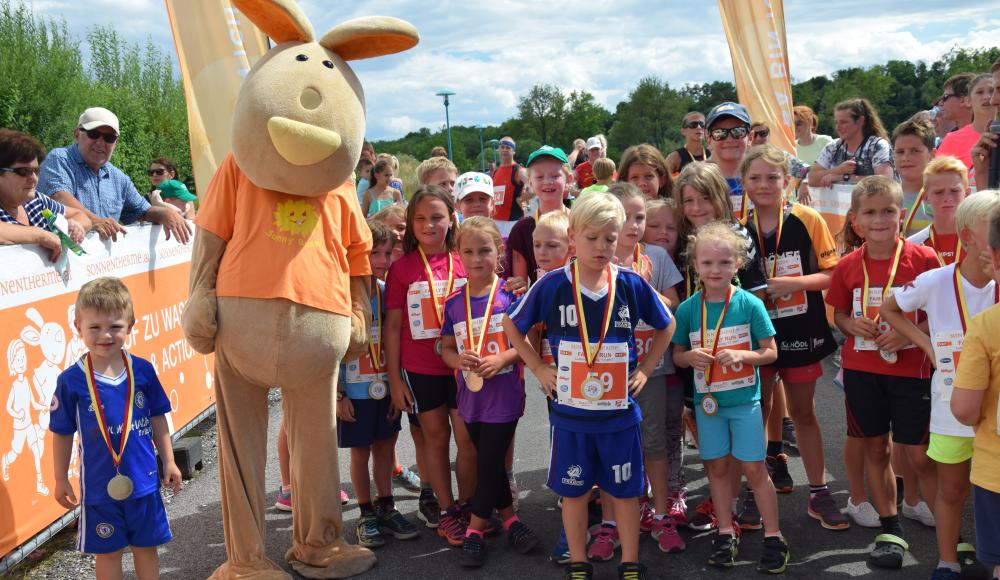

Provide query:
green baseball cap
left=157, top=179, right=197, bottom=202
left=526, top=145, right=569, bottom=167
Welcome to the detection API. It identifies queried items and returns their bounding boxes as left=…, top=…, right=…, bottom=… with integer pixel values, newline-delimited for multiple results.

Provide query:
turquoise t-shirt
left=672, top=287, right=775, bottom=407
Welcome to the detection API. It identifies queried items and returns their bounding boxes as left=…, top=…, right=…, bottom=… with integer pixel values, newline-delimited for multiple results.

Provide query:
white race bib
left=851, top=287, right=916, bottom=352
left=345, top=324, right=388, bottom=384
left=634, top=321, right=664, bottom=371
left=406, top=278, right=466, bottom=340
left=453, top=313, right=512, bottom=376
left=555, top=341, right=629, bottom=410
left=932, top=330, right=964, bottom=402
left=690, top=324, right=756, bottom=393
left=764, top=252, right=807, bottom=319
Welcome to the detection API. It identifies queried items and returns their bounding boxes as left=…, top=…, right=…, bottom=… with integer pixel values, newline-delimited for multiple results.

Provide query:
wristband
left=842, top=173, right=851, bottom=182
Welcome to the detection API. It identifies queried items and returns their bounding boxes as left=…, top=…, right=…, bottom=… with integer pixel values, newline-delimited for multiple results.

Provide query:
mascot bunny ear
left=320, top=17, right=419, bottom=61
left=232, top=0, right=314, bottom=43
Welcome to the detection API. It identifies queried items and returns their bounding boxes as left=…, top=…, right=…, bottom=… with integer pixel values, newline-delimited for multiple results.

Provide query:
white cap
left=585, top=136, right=603, bottom=150
left=78, top=107, right=120, bottom=134
left=455, top=172, right=494, bottom=201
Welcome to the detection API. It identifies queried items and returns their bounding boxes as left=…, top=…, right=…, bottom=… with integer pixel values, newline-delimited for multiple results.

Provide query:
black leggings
left=466, top=420, right=519, bottom=520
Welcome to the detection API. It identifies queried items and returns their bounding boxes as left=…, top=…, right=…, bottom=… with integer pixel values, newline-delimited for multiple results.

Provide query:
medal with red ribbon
left=902, top=187, right=924, bottom=235
left=571, top=261, right=616, bottom=400
left=699, top=285, right=734, bottom=415
left=83, top=351, right=136, bottom=501
left=462, top=276, right=501, bottom=392
left=418, top=246, right=455, bottom=355
left=752, top=204, right=784, bottom=280
left=861, top=238, right=904, bottom=364
left=367, top=283, right=388, bottom=399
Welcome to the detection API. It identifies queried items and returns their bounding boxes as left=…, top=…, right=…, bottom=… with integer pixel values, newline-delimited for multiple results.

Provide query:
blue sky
left=27, top=1, right=1000, bottom=141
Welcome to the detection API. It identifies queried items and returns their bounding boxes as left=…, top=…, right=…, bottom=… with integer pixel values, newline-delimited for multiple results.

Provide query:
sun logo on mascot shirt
left=273, top=200, right=319, bottom=236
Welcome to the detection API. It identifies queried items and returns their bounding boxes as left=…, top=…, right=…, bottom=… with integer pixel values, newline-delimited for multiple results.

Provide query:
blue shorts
left=546, top=424, right=645, bottom=499
left=974, top=485, right=1000, bottom=566
left=78, top=492, right=171, bottom=554
left=696, top=401, right=766, bottom=462
left=338, top=397, right=401, bottom=448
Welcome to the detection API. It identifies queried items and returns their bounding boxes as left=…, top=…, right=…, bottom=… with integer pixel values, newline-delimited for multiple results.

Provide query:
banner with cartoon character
left=0, top=225, right=213, bottom=559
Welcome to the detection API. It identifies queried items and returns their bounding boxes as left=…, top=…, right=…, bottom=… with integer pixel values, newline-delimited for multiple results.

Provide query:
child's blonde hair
left=839, top=176, right=904, bottom=252
left=673, top=161, right=733, bottom=259
left=535, top=210, right=570, bottom=239
left=569, top=190, right=625, bottom=233
left=457, top=216, right=503, bottom=256
left=607, top=181, right=644, bottom=202
left=371, top=204, right=405, bottom=225
left=76, top=277, right=135, bottom=324
left=684, top=220, right=747, bottom=272
left=956, top=190, right=1000, bottom=235
left=592, top=157, right=616, bottom=183
left=645, top=197, right=676, bottom=214
left=923, top=155, right=969, bottom=190
left=739, top=144, right=790, bottom=179
left=416, top=156, right=458, bottom=185
left=377, top=153, right=399, bottom=171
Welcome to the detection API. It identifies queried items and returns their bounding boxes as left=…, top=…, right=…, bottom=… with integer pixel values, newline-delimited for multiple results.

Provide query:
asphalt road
left=134, top=357, right=971, bottom=579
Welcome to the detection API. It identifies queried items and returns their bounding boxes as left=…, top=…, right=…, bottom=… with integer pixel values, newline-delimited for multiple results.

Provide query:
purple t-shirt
left=441, top=281, right=525, bottom=423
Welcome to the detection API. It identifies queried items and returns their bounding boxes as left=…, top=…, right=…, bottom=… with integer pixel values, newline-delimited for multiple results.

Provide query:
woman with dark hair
left=147, top=157, right=178, bottom=192
left=808, top=98, right=894, bottom=187
left=0, top=129, right=91, bottom=260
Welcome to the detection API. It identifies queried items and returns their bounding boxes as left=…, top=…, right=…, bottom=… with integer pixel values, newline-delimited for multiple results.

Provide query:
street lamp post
left=488, top=139, right=499, bottom=168
left=475, top=124, right=486, bottom=172
left=435, top=90, right=455, bottom=161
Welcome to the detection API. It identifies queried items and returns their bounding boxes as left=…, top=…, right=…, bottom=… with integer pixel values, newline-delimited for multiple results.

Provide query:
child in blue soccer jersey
left=503, top=191, right=674, bottom=580
left=671, top=221, right=787, bottom=573
left=50, top=277, right=181, bottom=579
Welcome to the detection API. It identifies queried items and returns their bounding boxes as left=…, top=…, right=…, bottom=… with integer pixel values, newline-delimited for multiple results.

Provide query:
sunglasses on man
left=709, top=126, right=750, bottom=141
left=0, top=167, right=40, bottom=177
left=683, top=121, right=705, bottom=129
left=83, top=128, right=119, bottom=143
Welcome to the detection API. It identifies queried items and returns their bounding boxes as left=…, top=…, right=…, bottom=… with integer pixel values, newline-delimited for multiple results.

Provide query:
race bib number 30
left=932, top=330, right=964, bottom=402
left=454, top=313, right=513, bottom=376
left=690, top=324, right=755, bottom=393
left=634, top=321, right=664, bottom=371
left=407, top=279, right=466, bottom=340
left=556, top=341, right=629, bottom=410
left=764, top=253, right=807, bottom=319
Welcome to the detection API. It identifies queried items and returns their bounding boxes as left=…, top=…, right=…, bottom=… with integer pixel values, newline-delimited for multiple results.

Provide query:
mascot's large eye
left=295, top=54, right=309, bottom=62
left=322, top=60, right=334, bottom=69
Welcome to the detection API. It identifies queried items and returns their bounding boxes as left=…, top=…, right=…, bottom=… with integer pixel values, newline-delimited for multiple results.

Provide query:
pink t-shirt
left=936, top=124, right=979, bottom=170
left=385, top=250, right=467, bottom=375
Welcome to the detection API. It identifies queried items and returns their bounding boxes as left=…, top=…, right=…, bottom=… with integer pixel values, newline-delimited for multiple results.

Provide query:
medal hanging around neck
left=699, top=285, right=734, bottom=416
left=418, top=247, right=455, bottom=357
left=368, top=283, right=388, bottom=400
left=861, top=239, right=904, bottom=364
left=752, top=204, right=784, bottom=280
left=571, top=261, right=616, bottom=401
left=84, top=352, right=136, bottom=501
left=953, top=264, right=1000, bottom=334
left=463, top=277, right=501, bottom=392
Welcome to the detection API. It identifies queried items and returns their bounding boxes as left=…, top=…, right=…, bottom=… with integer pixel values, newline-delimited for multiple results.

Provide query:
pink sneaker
left=651, top=516, right=686, bottom=553
left=668, top=491, right=689, bottom=528
left=340, top=489, right=349, bottom=505
left=587, top=524, right=620, bottom=561
left=275, top=486, right=292, bottom=512
left=639, top=497, right=655, bottom=533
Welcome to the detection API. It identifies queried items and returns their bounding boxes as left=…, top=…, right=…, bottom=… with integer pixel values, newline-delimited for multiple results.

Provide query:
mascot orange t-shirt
left=196, top=154, right=372, bottom=316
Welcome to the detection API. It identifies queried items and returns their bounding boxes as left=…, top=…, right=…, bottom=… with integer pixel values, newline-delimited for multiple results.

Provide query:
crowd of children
left=48, top=67, right=1000, bottom=579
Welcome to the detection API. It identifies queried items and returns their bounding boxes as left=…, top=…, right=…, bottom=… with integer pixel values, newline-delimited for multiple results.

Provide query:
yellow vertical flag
left=165, top=0, right=269, bottom=193
left=718, top=0, right=796, bottom=156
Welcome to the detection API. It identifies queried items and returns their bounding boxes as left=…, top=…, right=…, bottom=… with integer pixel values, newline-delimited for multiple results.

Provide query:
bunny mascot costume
left=180, top=1, right=418, bottom=578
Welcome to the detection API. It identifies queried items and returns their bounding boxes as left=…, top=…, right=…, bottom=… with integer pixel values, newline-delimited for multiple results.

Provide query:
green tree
left=608, top=77, right=686, bottom=153
left=517, top=84, right=566, bottom=144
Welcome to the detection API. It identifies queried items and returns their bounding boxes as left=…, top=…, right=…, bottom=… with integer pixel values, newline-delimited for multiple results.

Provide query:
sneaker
left=639, top=497, right=655, bottom=533
left=738, top=493, right=762, bottom=531
left=844, top=497, right=880, bottom=528
left=564, top=562, right=594, bottom=580
left=356, top=514, right=385, bottom=548
left=392, top=465, right=421, bottom=492
left=767, top=454, right=794, bottom=494
left=459, top=503, right=501, bottom=536
left=757, top=535, right=790, bottom=574
left=550, top=528, right=571, bottom=564
left=957, top=542, right=990, bottom=580
left=807, top=489, right=850, bottom=530
left=650, top=517, right=685, bottom=553
left=587, top=525, right=620, bottom=561
left=617, top=561, right=647, bottom=580
left=507, top=520, right=540, bottom=554
left=930, top=568, right=962, bottom=580
left=508, top=471, right=520, bottom=512
left=437, top=509, right=466, bottom=547
left=667, top=490, right=689, bottom=528
left=708, top=532, right=739, bottom=569
left=688, top=498, right=718, bottom=531
left=377, top=506, right=420, bottom=540
left=417, top=488, right=440, bottom=528
left=275, top=486, right=292, bottom=512
left=460, top=533, right=487, bottom=567
left=340, top=489, right=349, bottom=505
left=901, top=500, right=936, bottom=527
left=782, top=418, right=797, bottom=448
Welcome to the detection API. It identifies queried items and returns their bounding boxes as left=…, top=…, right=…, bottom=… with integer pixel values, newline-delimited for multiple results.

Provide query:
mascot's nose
left=300, top=87, right=322, bottom=110
left=267, top=117, right=342, bottom=166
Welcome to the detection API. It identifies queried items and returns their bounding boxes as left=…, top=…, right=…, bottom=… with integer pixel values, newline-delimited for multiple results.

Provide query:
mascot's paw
left=182, top=287, right=218, bottom=354
left=286, top=539, right=376, bottom=579
left=208, top=559, right=292, bottom=580
left=344, top=308, right=369, bottom=362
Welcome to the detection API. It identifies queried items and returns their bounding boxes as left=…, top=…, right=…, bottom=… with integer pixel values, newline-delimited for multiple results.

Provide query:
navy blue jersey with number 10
left=507, top=264, right=671, bottom=434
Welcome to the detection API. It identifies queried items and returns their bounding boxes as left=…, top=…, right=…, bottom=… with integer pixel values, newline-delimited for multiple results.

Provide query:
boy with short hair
left=503, top=191, right=675, bottom=580
left=907, top=156, right=971, bottom=266
left=337, top=220, right=420, bottom=548
left=416, top=156, right=458, bottom=196
left=892, top=118, right=937, bottom=237
left=50, top=277, right=182, bottom=580
left=952, top=202, right=1000, bottom=580
left=454, top=172, right=495, bottom=219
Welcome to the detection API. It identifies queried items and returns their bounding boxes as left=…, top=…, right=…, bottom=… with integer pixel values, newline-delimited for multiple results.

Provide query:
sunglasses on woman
left=709, top=126, right=750, bottom=141
left=84, top=129, right=119, bottom=143
left=752, top=128, right=770, bottom=139
left=0, top=167, right=40, bottom=177
left=147, top=168, right=166, bottom=176
left=683, top=121, right=705, bottom=129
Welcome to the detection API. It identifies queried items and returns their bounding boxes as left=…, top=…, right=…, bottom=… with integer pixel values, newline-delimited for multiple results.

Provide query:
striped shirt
left=0, top=194, right=65, bottom=228
left=37, top=143, right=150, bottom=222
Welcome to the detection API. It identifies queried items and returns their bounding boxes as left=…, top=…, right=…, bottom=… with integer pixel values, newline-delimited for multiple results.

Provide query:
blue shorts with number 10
left=547, top=423, right=645, bottom=499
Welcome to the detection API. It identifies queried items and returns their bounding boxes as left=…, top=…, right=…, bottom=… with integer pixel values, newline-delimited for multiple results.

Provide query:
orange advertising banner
left=718, top=0, right=796, bottom=156
left=165, top=0, right=269, bottom=194
left=0, top=226, right=213, bottom=560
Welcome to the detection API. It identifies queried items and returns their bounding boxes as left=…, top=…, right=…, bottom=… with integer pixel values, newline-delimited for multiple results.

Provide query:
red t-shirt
left=574, top=161, right=595, bottom=189
left=908, top=226, right=960, bottom=266
left=491, top=164, right=523, bottom=221
left=825, top=241, right=938, bottom=378
left=936, top=123, right=979, bottom=170
left=385, top=250, right=467, bottom=375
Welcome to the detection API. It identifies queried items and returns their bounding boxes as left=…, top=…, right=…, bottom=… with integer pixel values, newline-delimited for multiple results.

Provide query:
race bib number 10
left=690, top=324, right=755, bottom=393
